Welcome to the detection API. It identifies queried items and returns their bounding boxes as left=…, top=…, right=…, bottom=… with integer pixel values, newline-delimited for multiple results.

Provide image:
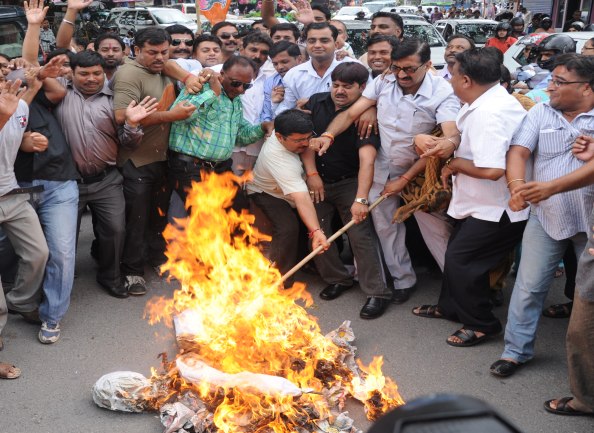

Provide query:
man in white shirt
left=412, top=47, right=529, bottom=348
left=276, top=22, right=358, bottom=115
left=438, top=34, right=475, bottom=81
left=232, top=32, right=275, bottom=176
left=310, top=39, right=459, bottom=303
left=248, top=109, right=329, bottom=284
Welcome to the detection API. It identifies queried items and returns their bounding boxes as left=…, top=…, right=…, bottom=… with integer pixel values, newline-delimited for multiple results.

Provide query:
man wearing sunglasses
left=309, top=39, right=459, bottom=304
left=166, top=24, right=203, bottom=76
left=490, top=54, right=594, bottom=379
left=168, top=56, right=273, bottom=207
left=212, top=21, right=241, bottom=63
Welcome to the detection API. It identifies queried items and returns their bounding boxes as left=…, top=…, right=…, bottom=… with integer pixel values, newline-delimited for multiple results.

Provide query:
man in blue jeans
left=490, top=54, right=594, bottom=378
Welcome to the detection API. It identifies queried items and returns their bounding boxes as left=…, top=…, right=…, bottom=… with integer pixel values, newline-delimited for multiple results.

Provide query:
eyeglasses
left=283, top=133, right=315, bottom=144
left=229, top=80, right=253, bottom=90
left=548, top=79, right=589, bottom=88
left=171, top=38, right=194, bottom=47
left=390, top=62, right=426, bottom=75
left=218, top=33, right=240, bottom=40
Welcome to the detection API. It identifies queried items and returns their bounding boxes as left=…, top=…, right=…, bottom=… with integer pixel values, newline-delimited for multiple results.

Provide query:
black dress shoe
left=490, top=359, right=524, bottom=377
left=391, top=288, right=411, bottom=304
left=320, top=283, right=353, bottom=300
left=8, top=308, right=42, bottom=325
left=98, top=281, right=129, bottom=299
left=360, top=297, right=390, bottom=319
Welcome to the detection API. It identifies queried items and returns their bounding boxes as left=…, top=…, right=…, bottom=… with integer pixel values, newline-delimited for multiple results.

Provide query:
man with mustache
left=438, top=34, right=474, bottom=81
left=232, top=31, right=275, bottom=176
left=212, top=22, right=241, bottom=63
left=166, top=24, right=202, bottom=74
left=112, top=27, right=196, bottom=296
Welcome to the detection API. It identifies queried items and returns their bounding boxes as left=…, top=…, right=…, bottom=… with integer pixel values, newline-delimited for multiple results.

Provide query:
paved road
left=0, top=215, right=592, bottom=433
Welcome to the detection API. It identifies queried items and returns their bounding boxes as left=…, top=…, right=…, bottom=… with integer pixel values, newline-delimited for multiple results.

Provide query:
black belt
left=78, top=167, right=115, bottom=184
left=322, top=174, right=356, bottom=184
left=170, top=151, right=228, bottom=169
left=2, top=185, right=45, bottom=197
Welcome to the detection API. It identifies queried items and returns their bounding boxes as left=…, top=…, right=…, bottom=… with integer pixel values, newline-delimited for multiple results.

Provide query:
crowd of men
left=0, top=0, right=593, bottom=420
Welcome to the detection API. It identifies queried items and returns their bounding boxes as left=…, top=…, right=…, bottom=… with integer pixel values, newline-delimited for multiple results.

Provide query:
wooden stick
left=280, top=195, right=388, bottom=284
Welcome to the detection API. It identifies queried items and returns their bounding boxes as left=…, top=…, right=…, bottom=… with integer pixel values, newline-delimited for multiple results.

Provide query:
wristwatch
left=354, top=197, right=369, bottom=205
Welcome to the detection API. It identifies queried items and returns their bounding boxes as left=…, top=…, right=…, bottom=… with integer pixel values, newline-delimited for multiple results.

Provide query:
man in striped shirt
left=168, top=56, right=273, bottom=205
left=490, top=54, right=594, bottom=378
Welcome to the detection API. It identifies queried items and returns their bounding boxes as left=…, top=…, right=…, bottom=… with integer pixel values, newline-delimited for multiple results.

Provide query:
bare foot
left=0, top=362, right=21, bottom=379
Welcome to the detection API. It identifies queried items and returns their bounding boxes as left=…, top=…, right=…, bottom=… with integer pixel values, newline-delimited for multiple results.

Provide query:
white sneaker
left=38, top=322, right=60, bottom=344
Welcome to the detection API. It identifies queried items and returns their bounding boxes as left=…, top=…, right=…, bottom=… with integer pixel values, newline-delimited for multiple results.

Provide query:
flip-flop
left=412, top=304, right=444, bottom=319
left=544, top=397, right=594, bottom=417
left=542, top=302, right=573, bottom=319
left=0, top=362, right=21, bottom=380
left=446, top=328, right=500, bottom=347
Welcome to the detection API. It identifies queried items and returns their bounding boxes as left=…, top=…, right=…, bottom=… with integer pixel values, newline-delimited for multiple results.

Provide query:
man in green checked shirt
left=168, top=56, right=274, bottom=204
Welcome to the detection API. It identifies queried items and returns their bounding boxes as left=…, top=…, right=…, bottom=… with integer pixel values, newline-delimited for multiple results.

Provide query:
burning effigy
left=92, top=172, right=404, bottom=432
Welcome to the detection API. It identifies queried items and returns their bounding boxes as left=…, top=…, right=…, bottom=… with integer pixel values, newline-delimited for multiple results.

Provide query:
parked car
left=362, top=1, right=398, bottom=15
left=334, top=6, right=372, bottom=20
left=503, top=31, right=594, bottom=72
left=338, top=17, right=447, bottom=68
left=433, top=19, right=498, bottom=46
left=105, top=7, right=198, bottom=37
left=169, top=2, right=198, bottom=21
left=0, top=6, right=28, bottom=59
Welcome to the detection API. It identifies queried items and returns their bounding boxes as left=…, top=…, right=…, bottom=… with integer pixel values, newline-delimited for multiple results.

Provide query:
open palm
left=68, top=0, right=94, bottom=11
left=24, top=0, right=48, bottom=25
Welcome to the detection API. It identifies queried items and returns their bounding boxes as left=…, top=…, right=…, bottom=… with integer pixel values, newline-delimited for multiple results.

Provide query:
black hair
left=70, top=49, right=106, bottom=70
left=553, top=53, right=594, bottom=90
left=94, top=32, right=125, bottom=51
left=269, top=41, right=301, bottom=59
left=165, top=24, right=194, bottom=39
left=392, top=38, right=430, bottom=63
left=331, top=62, right=369, bottom=85
left=45, top=48, right=75, bottom=64
left=251, top=19, right=268, bottom=29
left=195, top=34, right=222, bottom=49
left=311, top=3, right=331, bottom=20
left=366, top=34, right=399, bottom=50
left=371, top=12, right=404, bottom=31
left=303, top=22, right=338, bottom=41
left=446, top=33, right=476, bottom=50
left=134, top=27, right=171, bottom=48
left=274, top=109, right=313, bottom=136
left=455, top=47, right=501, bottom=85
left=73, top=33, right=89, bottom=49
left=212, top=21, right=238, bottom=36
left=0, top=53, right=10, bottom=62
left=500, top=64, right=512, bottom=93
left=242, top=31, right=273, bottom=49
left=270, top=23, right=301, bottom=41
left=222, top=55, right=257, bottom=74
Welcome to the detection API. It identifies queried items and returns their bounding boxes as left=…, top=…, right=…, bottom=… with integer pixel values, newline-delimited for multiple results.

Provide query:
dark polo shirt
left=304, top=92, right=380, bottom=183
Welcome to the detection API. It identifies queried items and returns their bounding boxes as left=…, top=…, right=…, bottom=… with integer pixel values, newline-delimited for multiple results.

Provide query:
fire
left=145, top=172, right=404, bottom=431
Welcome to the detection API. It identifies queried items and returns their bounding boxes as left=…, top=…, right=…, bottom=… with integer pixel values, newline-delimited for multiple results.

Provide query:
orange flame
left=145, top=172, right=404, bottom=429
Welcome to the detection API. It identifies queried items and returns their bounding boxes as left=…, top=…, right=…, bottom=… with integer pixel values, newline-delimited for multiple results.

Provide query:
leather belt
left=322, top=174, right=356, bottom=184
left=78, top=166, right=115, bottom=184
left=170, top=151, right=228, bottom=169
left=2, top=185, right=45, bottom=196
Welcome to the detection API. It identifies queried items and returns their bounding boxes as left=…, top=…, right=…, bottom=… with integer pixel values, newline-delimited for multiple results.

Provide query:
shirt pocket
left=407, top=109, right=436, bottom=135
left=537, top=128, right=571, bottom=158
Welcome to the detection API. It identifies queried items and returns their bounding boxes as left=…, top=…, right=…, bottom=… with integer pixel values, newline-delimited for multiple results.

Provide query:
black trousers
left=438, top=212, right=527, bottom=334
left=120, top=160, right=169, bottom=276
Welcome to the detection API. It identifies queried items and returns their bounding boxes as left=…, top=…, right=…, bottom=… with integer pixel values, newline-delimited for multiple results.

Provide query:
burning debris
left=92, top=172, right=404, bottom=432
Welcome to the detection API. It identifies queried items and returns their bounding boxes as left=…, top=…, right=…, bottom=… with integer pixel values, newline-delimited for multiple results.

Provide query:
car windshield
left=365, top=3, right=386, bottom=13
left=455, top=23, right=497, bottom=44
left=0, top=22, right=24, bottom=58
left=404, top=23, right=444, bottom=47
left=152, top=9, right=193, bottom=24
left=337, top=7, right=365, bottom=15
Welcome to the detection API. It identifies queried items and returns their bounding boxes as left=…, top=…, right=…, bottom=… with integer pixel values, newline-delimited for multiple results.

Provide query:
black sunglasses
left=171, top=38, right=194, bottom=47
left=218, top=32, right=240, bottom=40
left=229, top=80, right=253, bottom=90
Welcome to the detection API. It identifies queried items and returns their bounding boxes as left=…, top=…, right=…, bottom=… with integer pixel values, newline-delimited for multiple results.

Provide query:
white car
left=433, top=19, right=499, bottom=47
left=503, top=31, right=594, bottom=72
left=334, top=6, right=372, bottom=20
left=362, top=1, right=398, bottom=15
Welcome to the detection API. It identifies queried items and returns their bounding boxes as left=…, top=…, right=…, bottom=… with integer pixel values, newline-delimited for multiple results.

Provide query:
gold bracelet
left=445, top=157, right=454, bottom=167
left=507, top=178, right=525, bottom=188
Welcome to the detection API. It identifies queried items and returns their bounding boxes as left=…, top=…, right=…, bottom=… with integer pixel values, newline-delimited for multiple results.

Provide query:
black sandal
left=446, top=328, right=500, bottom=347
left=542, top=302, right=573, bottom=318
left=544, top=397, right=594, bottom=417
left=412, top=304, right=443, bottom=319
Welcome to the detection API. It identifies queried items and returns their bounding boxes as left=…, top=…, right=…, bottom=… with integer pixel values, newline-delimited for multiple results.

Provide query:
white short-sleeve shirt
left=0, top=100, right=29, bottom=196
left=247, top=133, right=308, bottom=206
left=448, top=84, right=530, bottom=223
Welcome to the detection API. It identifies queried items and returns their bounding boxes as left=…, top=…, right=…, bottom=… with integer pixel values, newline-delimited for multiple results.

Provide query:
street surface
left=0, top=214, right=592, bottom=433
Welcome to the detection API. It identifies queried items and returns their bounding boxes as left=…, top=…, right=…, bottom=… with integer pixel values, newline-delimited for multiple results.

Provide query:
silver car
left=107, top=7, right=198, bottom=37
left=433, top=19, right=499, bottom=47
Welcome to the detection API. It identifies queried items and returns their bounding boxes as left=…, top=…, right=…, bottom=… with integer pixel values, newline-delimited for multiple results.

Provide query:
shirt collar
left=305, top=57, right=341, bottom=78
left=465, top=83, right=503, bottom=111
left=67, top=79, right=113, bottom=98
